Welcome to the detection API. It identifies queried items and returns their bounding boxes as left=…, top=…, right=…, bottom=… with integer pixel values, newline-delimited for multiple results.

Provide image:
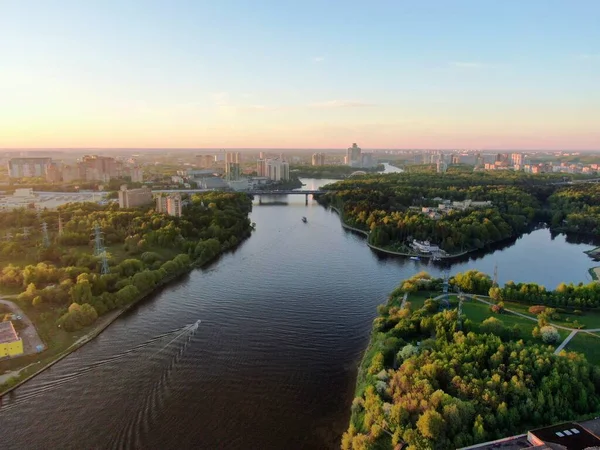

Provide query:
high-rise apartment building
left=346, top=143, right=362, bottom=167
left=45, top=163, right=62, bottom=183
left=311, top=153, right=326, bottom=166
left=80, top=155, right=118, bottom=182
left=118, top=186, right=153, bottom=208
left=256, top=159, right=267, bottom=177
left=511, top=153, right=523, bottom=166
left=265, top=159, right=290, bottom=181
left=8, top=157, right=52, bottom=178
left=129, top=166, right=144, bottom=183
left=156, top=193, right=183, bottom=217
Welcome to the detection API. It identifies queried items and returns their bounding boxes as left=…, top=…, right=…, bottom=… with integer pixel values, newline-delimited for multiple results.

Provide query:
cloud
left=312, top=56, right=325, bottom=63
left=450, top=61, right=486, bottom=68
left=308, top=100, right=376, bottom=109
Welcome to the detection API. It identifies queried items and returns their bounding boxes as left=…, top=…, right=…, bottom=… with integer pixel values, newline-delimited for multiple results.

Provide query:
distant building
left=0, top=321, right=24, bottom=358
left=45, top=162, right=62, bottom=183
left=225, top=162, right=241, bottom=181
left=129, top=166, right=144, bottom=183
left=61, top=164, right=83, bottom=182
left=346, top=143, right=362, bottom=167
left=80, top=155, right=118, bottom=182
left=510, top=153, right=523, bottom=166
left=361, top=153, right=375, bottom=168
left=256, top=159, right=267, bottom=177
left=156, top=193, right=183, bottom=217
left=312, top=153, right=326, bottom=166
left=118, top=186, right=153, bottom=208
left=411, top=240, right=440, bottom=254
left=265, top=159, right=290, bottom=181
left=436, top=160, right=448, bottom=173
left=8, top=157, right=52, bottom=178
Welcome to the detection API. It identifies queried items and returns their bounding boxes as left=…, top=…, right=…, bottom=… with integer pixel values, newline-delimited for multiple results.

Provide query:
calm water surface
left=0, top=171, right=596, bottom=449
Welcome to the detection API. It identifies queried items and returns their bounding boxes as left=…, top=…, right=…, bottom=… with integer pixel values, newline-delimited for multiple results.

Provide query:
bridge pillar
left=258, top=195, right=262, bottom=205
left=305, top=194, right=308, bottom=205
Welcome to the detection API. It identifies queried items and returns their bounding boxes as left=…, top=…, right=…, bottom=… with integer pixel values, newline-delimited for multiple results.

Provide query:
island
left=317, top=169, right=600, bottom=259
left=343, top=270, right=600, bottom=450
left=0, top=191, right=253, bottom=393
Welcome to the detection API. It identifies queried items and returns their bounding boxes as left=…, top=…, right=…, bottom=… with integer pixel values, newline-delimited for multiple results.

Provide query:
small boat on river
left=302, top=217, right=307, bottom=223
left=410, top=256, right=420, bottom=261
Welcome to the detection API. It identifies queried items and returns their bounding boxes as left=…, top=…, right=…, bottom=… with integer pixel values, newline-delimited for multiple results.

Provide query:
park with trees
left=317, top=171, right=600, bottom=256
left=0, top=191, right=253, bottom=389
left=343, top=271, right=600, bottom=450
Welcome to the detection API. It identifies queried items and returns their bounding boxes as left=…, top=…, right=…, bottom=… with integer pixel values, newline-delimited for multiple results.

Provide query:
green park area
left=0, top=192, right=253, bottom=393
left=344, top=270, right=600, bottom=450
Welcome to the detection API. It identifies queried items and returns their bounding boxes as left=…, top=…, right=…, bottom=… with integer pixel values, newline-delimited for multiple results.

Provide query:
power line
left=41, top=222, right=50, bottom=248
left=94, top=223, right=110, bottom=274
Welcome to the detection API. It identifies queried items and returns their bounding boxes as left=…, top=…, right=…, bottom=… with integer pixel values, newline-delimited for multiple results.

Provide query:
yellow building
left=0, top=321, right=24, bottom=358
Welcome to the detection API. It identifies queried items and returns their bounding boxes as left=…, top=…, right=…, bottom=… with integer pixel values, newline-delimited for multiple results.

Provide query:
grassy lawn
left=489, top=299, right=600, bottom=331
left=564, top=332, right=600, bottom=366
left=461, top=300, right=540, bottom=339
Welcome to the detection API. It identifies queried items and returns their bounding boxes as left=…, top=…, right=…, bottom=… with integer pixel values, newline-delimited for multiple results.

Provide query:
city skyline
left=1, top=1, right=599, bottom=150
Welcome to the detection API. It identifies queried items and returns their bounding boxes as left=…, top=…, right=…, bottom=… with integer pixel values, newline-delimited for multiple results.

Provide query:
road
left=0, top=298, right=44, bottom=355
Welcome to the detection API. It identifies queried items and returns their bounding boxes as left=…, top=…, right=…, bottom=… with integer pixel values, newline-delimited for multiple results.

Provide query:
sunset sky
left=1, top=0, right=599, bottom=150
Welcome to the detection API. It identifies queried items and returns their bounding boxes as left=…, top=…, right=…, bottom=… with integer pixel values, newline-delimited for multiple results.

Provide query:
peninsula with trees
left=344, top=271, right=600, bottom=450
left=317, top=169, right=600, bottom=258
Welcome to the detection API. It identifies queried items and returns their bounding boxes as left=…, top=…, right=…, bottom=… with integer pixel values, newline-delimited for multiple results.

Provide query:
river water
left=0, top=168, right=597, bottom=449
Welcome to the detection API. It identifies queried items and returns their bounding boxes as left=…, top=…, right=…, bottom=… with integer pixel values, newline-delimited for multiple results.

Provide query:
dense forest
left=343, top=272, right=600, bottom=450
left=0, top=192, right=253, bottom=331
left=317, top=171, right=599, bottom=254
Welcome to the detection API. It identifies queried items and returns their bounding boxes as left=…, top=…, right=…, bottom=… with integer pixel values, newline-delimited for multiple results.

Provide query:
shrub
left=540, top=325, right=560, bottom=344
left=529, top=305, right=546, bottom=315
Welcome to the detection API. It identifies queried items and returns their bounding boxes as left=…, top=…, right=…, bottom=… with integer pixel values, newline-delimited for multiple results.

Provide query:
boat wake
left=0, top=320, right=201, bottom=414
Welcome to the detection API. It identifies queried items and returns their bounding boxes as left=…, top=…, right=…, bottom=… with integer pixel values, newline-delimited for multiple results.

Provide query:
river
left=0, top=167, right=597, bottom=449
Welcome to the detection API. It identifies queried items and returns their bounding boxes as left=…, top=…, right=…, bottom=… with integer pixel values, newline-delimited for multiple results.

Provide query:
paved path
left=554, top=330, right=578, bottom=354
left=432, top=293, right=600, bottom=353
left=0, top=298, right=44, bottom=356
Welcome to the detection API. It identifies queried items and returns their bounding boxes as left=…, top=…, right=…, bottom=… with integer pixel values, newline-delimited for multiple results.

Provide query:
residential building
left=156, top=193, right=183, bottom=217
left=311, top=153, right=326, bottom=166
left=8, top=157, right=52, bottom=178
left=45, top=162, right=62, bottom=183
left=436, top=160, right=448, bottom=173
left=225, top=162, right=241, bottom=181
left=80, top=155, right=118, bottom=182
left=129, top=166, right=144, bottom=183
left=410, top=240, right=441, bottom=253
left=346, top=143, right=362, bottom=167
left=118, top=186, right=153, bottom=208
left=257, top=159, right=267, bottom=177
left=61, top=164, right=83, bottom=182
left=265, top=159, right=290, bottom=181
left=361, top=153, right=375, bottom=168
left=0, top=321, right=24, bottom=358
left=510, top=153, right=523, bottom=166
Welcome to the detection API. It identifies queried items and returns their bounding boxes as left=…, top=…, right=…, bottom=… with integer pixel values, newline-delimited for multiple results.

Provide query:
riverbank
left=328, top=205, right=472, bottom=260
left=590, top=267, right=600, bottom=281
left=0, top=233, right=252, bottom=397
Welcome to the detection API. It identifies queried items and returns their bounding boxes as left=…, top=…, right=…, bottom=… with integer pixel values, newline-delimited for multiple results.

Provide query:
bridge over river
left=151, top=189, right=325, bottom=204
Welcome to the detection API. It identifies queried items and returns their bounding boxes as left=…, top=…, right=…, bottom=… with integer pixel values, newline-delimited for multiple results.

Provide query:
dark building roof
left=528, top=422, right=600, bottom=450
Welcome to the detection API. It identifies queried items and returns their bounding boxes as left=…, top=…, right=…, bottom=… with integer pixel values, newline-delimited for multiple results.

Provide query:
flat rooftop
left=0, top=321, right=19, bottom=344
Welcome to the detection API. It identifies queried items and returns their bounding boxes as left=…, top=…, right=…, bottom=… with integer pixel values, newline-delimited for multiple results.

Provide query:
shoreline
left=589, top=267, right=600, bottom=281
left=0, top=233, right=252, bottom=398
left=328, top=205, right=473, bottom=260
